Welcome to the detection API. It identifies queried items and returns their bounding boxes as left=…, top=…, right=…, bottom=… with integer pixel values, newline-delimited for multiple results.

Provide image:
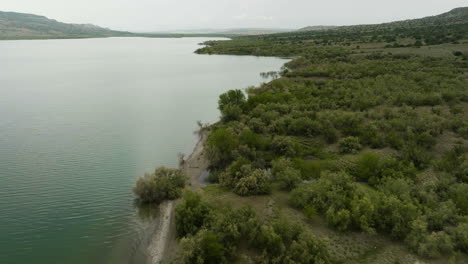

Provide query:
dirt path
left=183, top=132, right=210, bottom=189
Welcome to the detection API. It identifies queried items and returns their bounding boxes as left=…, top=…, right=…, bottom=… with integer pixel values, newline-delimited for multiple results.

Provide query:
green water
left=0, top=37, right=286, bottom=264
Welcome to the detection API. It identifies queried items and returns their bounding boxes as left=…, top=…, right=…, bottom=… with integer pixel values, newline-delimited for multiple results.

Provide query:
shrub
left=351, top=152, right=382, bottom=183
left=326, top=207, right=351, bottom=231
left=176, top=229, right=226, bottom=264
left=293, top=158, right=324, bottom=179
left=457, top=121, right=468, bottom=139
left=303, top=205, right=317, bottom=221
left=247, top=117, right=267, bottom=133
left=271, top=136, right=302, bottom=157
left=207, top=128, right=239, bottom=168
left=234, top=168, right=271, bottom=196
left=275, top=167, right=302, bottom=191
left=401, top=144, right=433, bottom=169
left=220, top=104, right=243, bottom=122
left=287, top=117, right=321, bottom=136
left=239, top=129, right=267, bottom=150
left=175, top=191, right=212, bottom=237
left=452, top=221, right=468, bottom=252
left=338, top=136, right=362, bottom=154
left=285, top=233, right=331, bottom=263
left=219, top=158, right=251, bottom=188
left=133, top=167, right=186, bottom=203
left=272, top=158, right=302, bottom=190
left=449, top=184, right=468, bottom=214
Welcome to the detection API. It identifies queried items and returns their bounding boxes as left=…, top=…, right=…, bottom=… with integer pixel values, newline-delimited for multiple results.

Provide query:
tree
left=218, top=90, right=246, bottom=112
left=218, top=90, right=246, bottom=122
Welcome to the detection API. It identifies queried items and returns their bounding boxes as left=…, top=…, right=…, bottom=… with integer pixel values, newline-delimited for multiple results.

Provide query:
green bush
left=219, top=158, right=251, bottom=188
left=351, top=152, right=382, bottom=183
left=271, top=136, right=302, bottom=157
left=401, top=144, right=433, bottom=169
left=449, top=184, right=468, bottom=214
left=133, top=167, right=186, bottom=203
left=293, top=158, right=324, bottom=179
left=207, top=128, right=239, bottom=168
left=176, top=229, right=226, bottom=264
left=303, top=205, right=317, bottom=221
left=326, top=207, right=351, bottom=231
left=233, top=167, right=271, bottom=196
left=271, top=157, right=302, bottom=190
left=220, top=104, right=243, bottom=122
left=175, top=191, right=212, bottom=237
left=275, top=167, right=302, bottom=191
left=338, top=136, right=362, bottom=154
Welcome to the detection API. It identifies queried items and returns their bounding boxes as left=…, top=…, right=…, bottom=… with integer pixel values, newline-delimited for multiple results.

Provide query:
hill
left=297, top=25, right=337, bottom=32
left=0, top=11, right=131, bottom=40
left=196, top=7, right=468, bottom=55
left=298, top=7, right=468, bottom=33
left=217, top=28, right=292, bottom=35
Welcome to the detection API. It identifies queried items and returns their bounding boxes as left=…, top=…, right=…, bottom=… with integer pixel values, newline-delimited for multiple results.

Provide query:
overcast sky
left=2, top=0, right=467, bottom=32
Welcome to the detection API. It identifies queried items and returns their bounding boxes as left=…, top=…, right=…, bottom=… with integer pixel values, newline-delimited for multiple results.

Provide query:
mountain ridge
left=0, top=11, right=131, bottom=39
left=299, top=7, right=468, bottom=33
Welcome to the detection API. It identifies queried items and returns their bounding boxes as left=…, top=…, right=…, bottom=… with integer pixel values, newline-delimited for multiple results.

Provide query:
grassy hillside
left=0, top=11, right=131, bottom=39
left=298, top=26, right=337, bottom=32
left=197, top=7, right=468, bottom=56
left=162, top=7, right=468, bottom=264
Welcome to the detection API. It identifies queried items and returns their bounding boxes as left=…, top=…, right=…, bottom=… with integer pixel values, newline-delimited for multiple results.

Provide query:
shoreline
left=147, top=131, right=210, bottom=264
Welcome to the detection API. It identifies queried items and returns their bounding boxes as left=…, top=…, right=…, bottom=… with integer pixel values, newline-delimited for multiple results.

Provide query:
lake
left=0, top=37, right=287, bottom=264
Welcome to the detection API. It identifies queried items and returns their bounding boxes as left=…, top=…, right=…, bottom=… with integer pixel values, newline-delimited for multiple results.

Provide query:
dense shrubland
left=197, top=8, right=468, bottom=56
left=130, top=8, right=468, bottom=263
left=196, top=36, right=468, bottom=260
left=172, top=191, right=331, bottom=264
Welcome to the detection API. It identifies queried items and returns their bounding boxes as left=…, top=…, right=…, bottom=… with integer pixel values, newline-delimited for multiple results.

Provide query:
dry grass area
left=343, top=40, right=468, bottom=59
left=202, top=185, right=468, bottom=264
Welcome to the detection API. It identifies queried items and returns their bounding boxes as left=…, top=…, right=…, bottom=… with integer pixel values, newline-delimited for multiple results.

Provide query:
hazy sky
left=2, top=0, right=467, bottom=32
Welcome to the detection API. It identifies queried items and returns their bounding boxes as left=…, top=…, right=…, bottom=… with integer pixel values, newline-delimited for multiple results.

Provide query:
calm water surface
left=0, top=37, right=286, bottom=264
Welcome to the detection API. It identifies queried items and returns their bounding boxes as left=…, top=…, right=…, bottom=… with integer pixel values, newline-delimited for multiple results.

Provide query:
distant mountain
left=158, top=28, right=292, bottom=36
left=297, top=25, right=337, bottom=32
left=217, top=28, right=292, bottom=35
left=298, top=7, right=468, bottom=33
left=0, top=11, right=131, bottom=39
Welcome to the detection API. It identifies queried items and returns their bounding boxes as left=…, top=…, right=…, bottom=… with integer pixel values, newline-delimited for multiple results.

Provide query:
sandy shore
left=183, top=132, right=210, bottom=189
left=147, top=132, right=210, bottom=263
left=148, top=200, right=174, bottom=264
